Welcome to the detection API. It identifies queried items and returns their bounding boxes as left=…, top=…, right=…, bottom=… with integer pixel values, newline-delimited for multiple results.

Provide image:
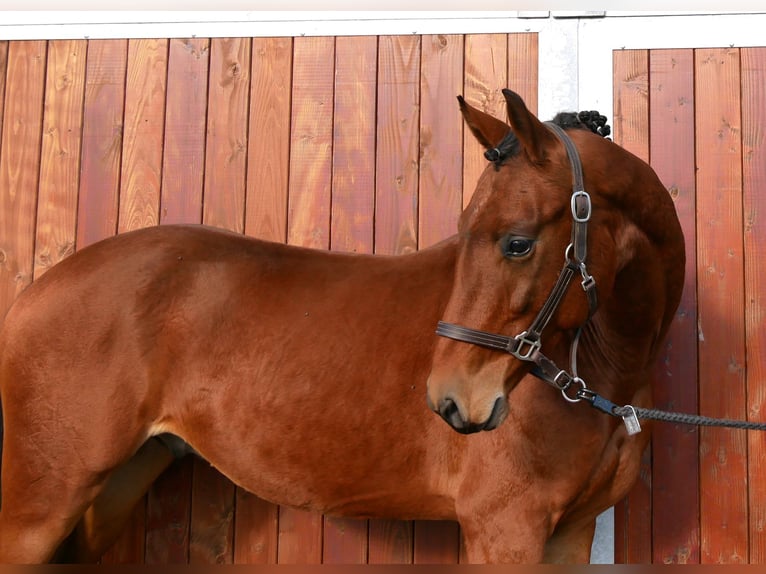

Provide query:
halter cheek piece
left=435, top=122, right=599, bottom=402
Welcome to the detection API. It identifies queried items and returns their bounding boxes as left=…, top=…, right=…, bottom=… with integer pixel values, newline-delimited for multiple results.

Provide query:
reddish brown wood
left=160, top=38, right=209, bottom=225
left=648, top=48, right=700, bottom=565
left=374, top=35, right=420, bottom=257
left=145, top=460, right=192, bottom=563
left=276, top=507, right=323, bottom=564
left=741, top=46, right=766, bottom=563
left=286, top=36, right=334, bottom=251
left=233, top=490, right=279, bottom=564
left=0, top=40, right=46, bottom=318
left=245, top=37, right=292, bottom=243
left=189, top=459, right=235, bottom=564
left=612, top=49, right=652, bottom=565
left=117, top=39, right=167, bottom=234
left=33, top=40, right=86, bottom=281
left=508, top=33, right=539, bottom=115
left=414, top=521, right=461, bottom=564
left=695, top=47, right=747, bottom=565
left=368, top=520, right=414, bottom=564
left=0, top=41, right=7, bottom=148
left=202, top=37, right=250, bottom=234
left=463, top=34, right=507, bottom=208
left=76, top=39, right=127, bottom=249
left=329, top=35, right=377, bottom=255
left=418, top=34, right=463, bottom=250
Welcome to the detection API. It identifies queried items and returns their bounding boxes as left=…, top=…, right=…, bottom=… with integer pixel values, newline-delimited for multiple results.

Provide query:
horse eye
left=500, top=236, right=534, bottom=258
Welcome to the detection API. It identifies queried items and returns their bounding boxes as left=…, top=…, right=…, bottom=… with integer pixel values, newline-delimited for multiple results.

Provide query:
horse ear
left=502, top=88, right=557, bottom=164
left=457, top=95, right=510, bottom=150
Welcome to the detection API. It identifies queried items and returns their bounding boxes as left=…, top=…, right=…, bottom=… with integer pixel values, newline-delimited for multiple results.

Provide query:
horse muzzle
left=428, top=393, right=509, bottom=434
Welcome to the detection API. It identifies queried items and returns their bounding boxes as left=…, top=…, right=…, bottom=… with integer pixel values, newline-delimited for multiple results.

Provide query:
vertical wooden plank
left=329, top=35, right=376, bottom=256
left=101, top=37, right=168, bottom=565
left=234, top=490, right=279, bottom=564
left=189, top=37, right=251, bottom=566
left=145, top=460, right=192, bottom=564
left=0, top=41, right=9, bottom=166
left=321, top=35, right=378, bottom=564
left=33, top=40, right=86, bottom=280
left=612, top=49, right=652, bottom=565
left=201, top=37, right=250, bottom=234
left=508, top=33, right=538, bottom=115
left=374, top=34, right=420, bottom=257
left=285, top=36, right=334, bottom=251
left=414, top=521, right=460, bottom=565
left=648, top=48, right=700, bottom=564
left=463, top=34, right=507, bottom=208
left=417, top=33, right=463, bottom=251
left=743, top=46, right=766, bottom=564
left=160, top=38, right=209, bottom=225
left=234, top=36, right=292, bottom=566
left=117, top=38, right=167, bottom=234
left=275, top=36, right=334, bottom=564
left=76, top=39, right=126, bottom=249
left=245, top=37, right=292, bottom=244
left=366, top=34, right=421, bottom=565
left=0, top=40, right=46, bottom=319
left=695, top=47, right=747, bottom=564
left=368, top=520, right=413, bottom=564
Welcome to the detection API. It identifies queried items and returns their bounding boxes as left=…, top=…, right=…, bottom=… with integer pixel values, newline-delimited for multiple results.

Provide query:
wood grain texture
left=329, top=35, right=376, bottom=256
left=160, top=38, right=209, bottom=225
left=245, top=37, right=292, bottom=243
left=741, top=46, right=766, bottom=563
left=508, top=33, right=538, bottom=115
left=189, top=459, right=235, bottom=564
left=0, top=41, right=9, bottom=172
left=76, top=39, right=126, bottom=249
left=276, top=507, right=323, bottom=564
left=33, top=40, right=86, bottom=281
left=118, top=38, right=167, bottom=234
left=202, top=37, right=250, bottom=234
left=368, top=519, right=414, bottom=564
left=375, top=35, right=420, bottom=257
left=648, top=48, right=700, bottom=565
left=233, top=490, right=279, bottom=564
left=0, top=40, right=46, bottom=318
left=417, top=34, right=463, bottom=252
left=463, top=34, right=507, bottom=208
left=695, top=47, right=747, bottom=565
left=145, top=460, right=192, bottom=563
left=612, top=49, right=652, bottom=565
left=286, top=36, right=334, bottom=250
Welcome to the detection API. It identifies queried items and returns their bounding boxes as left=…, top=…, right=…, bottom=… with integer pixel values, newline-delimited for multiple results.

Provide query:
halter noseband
left=435, top=122, right=598, bottom=401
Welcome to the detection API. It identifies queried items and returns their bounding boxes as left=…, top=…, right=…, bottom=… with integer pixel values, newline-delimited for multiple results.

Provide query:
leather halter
left=435, top=122, right=599, bottom=400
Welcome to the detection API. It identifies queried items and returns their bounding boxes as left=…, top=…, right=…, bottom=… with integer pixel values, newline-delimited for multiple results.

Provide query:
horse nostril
left=439, top=397, right=459, bottom=420
left=482, top=396, right=508, bottom=431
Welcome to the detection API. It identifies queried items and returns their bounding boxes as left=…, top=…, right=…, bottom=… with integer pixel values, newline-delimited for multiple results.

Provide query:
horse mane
left=485, top=110, right=611, bottom=167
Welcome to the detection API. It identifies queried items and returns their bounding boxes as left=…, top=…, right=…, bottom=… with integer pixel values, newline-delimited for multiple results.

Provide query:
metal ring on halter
left=561, top=377, right=587, bottom=403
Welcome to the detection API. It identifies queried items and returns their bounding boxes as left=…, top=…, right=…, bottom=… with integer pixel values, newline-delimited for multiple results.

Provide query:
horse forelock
left=486, top=110, right=611, bottom=169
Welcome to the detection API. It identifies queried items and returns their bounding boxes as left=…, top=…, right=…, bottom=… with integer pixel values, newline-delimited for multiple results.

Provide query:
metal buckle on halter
left=571, top=190, right=592, bottom=223
left=511, top=331, right=541, bottom=360
left=580, top=267, right=596, bottom=292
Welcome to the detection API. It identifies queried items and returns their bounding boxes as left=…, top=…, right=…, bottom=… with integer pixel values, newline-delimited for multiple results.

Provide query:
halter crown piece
left=435, top=122, right=598, bottom=402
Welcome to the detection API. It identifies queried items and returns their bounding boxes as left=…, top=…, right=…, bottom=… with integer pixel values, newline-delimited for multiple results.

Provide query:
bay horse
left=0, top=89, right=684, bottom=563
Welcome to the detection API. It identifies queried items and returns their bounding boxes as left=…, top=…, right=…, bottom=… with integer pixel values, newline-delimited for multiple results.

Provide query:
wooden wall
left=0, top=34, right=538, bottom=564
left=613, top=47, right=766, bottom=564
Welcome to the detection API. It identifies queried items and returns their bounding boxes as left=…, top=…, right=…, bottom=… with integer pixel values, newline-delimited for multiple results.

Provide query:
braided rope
left=613, top=405, right=766, bottom=431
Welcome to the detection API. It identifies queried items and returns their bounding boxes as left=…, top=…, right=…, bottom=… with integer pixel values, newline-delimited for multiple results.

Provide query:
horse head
left=427, top=89, right=684, bottom=435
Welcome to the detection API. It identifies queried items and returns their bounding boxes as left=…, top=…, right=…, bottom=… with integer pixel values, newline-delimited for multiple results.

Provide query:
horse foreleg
left=457, top=505, right=550, bottom=563
left=55, top=436, right=177, bottom=563
left=542, top=517, right=597, bottom=563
